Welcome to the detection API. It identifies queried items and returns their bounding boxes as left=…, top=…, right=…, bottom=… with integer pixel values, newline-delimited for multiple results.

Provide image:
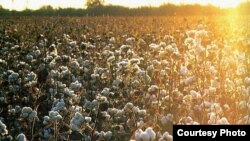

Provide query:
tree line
left=0, top=1, right=250, bottom=16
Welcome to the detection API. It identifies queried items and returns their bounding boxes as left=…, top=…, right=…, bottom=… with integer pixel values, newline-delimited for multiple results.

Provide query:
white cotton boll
left=152, top=60, right=161, bottom=66
left=149, top=43, right=160, bottom=51
left=138, top=110, right=146, bottom=116
left=70, top=81, right=82, bottom=90
left=209, top=87, right=216, bottom=94
left=161, top=116, right=168, bottom=125
left=64, top=88, right=76, bottom=98
left=137, top=120, right=144, bottom=127
left=71, top=60, right=80, bottom=70
left=26, top=54, right=33, bottom=61
left=110, top=37, right=116, bottom=43
left=160, top=70, right=166, bottom=76
left=43, top=116, right=50, bottom=125
left=140, top=131, right=150, bottom=141
left=85, top=117, right=92, bottom=123
left=104, top=131, right=112, bottom=139
left=184, top=37, right=195, bottom=47
left=101, top=88, right=110, bottom=96
left=160, top=90, right=167, bottom=97
left=52, top=100, right=65, bottom=111
left=61, top=70, right=70, bottom=77
left=209, top=66, right=217, bottom=75
left=69, top=41, right=77, bottom=47
left=126, top=37, right=135, bottom=44
left=17, top=133, right=27, bottom=141
left=8, top=72, right=19, bottom=82
left=107, top=55, right=116, bottom=63
left=0, top=120, right=8, bottom=135
left=245, top=77, right=250, bottom=86
left=118, top=61, right=129, bottom=68
left=148, top=85, right=159, bottom=94
left=29, top=111, right=37, bottom=119
left=130, top=58, right=141, bottom=65
left=70, top=124, right=79, bottom=131
left=238, top=101, right=247, bottom=110
left=21, top=107, right=33, bottom=118
left=135, top=129, right=143, bottom=141
left=192, top=121, right=200, bottom=125
left=190, top=90, right=201, bottom=99
left=166, top=45, right=175, bottom=54
left=50, top=70, right=58, bottom=78
left=180, top=66, right=188, bottom=75
left=57, top=81, right=66, bottom=88
left=145, top=127, right=156, bottom=141
left=133, top=106, right=140, bottom=113
left=216, top=117, right=229, bottom=125
left=208, top=112, right=217, bottom=124
left=159, top=42, right=166, bottom=47
left=186, top=30, right=197, bottom=38
left=186, top=116, right=193, bottom=125
left=160, top=132, right=173, bottom=141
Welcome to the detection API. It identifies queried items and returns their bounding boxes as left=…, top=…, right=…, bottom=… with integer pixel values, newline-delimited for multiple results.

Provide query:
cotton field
left=0, top=16, right=249, bottom=141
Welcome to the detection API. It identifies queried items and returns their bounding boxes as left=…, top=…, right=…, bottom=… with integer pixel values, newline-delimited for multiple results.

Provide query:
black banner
left=173, top=125, right=250, bottom=141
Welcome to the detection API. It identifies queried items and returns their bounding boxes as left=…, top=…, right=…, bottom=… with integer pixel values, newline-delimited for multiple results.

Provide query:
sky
left=0, top=0, right=246, bottom=11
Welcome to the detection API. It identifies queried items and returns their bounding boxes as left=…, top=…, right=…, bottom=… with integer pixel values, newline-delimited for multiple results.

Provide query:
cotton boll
left=216, top=117, right=229, bottom=125
left=180, top=66, right=188, bottom=75
left=135, top=129, right=143, bottom=141
left=51, top=99, right=66, bottom=111
left=70, top=81, right=82, bottom=90
left=140, top=131, right=150, bottom=141
left=148, top=85, right=159, bottom=94
left=17, top=133, right=27, bottom=141
left=149, top=43, right=160, bottom=52
left=104, top=131, right=112, bottom=139
left=0, top=120, right=8, bottom=135
left=110, top=37, right=116, bottom=43
left=124, top=102, right=134, bottom=112
left=43, top=116, right=50, bottom=125
left=126, top=37, right=135, bottom=45
left=159, top=132, right=173, bottom=141
left=138, top=110, right=146, bottom=117
left=85, top=117, right=92, bottom=123
left=245, top=77, right=250, bottom=86
left=145, top=127, right=156, bottom=141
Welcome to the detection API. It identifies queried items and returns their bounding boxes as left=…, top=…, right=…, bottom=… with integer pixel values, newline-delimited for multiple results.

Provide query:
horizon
left=0, top=0, right=247, bottom=11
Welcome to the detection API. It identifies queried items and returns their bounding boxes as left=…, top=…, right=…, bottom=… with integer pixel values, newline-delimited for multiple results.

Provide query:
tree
left=86, top=0, right=105, bottom=8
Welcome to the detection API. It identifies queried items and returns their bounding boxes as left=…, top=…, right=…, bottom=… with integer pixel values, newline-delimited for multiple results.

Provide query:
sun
left=207, top=0, right=244, bottom=8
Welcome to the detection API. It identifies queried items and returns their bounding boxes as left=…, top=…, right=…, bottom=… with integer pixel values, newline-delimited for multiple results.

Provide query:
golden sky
left=0, top=0, right=246, bottom=11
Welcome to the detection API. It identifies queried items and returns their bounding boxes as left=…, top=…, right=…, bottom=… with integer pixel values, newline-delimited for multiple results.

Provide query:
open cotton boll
left=0, top=120, right=8, bottom=135
left=126, top=37, right=135, bottom=44
left=49, top=111, right=62, bottom=121
left=216, top=117, right=229, bottom=125
left=159, top=131, right=173, bottom=141
left=140, top=131, right=151, bottom=141
left=135, top=129, right=143, bottom=141
left=149, top=43, right=160, bottom=51
left=145, top=127, right=156, bottom=141
left=17, top=133, right=27, bottom=141
left=245, top=77, right=250, bottom=86
left=70, top=81, right=82, bottom=90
